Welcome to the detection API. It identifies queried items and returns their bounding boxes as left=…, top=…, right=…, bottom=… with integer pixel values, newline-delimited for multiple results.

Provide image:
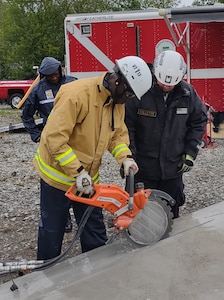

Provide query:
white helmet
left=154, top=50, right=186, bottom=86
left=115, top=56, right=152, bottom=100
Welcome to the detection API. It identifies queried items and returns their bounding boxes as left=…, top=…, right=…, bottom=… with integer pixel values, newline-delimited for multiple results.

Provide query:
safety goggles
left=123, top=81, right=135, bottom=99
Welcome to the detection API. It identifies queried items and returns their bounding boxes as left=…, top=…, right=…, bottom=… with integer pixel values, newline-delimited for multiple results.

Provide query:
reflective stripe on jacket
left=34, top=73, right=132, bottom=191
left=35, top=148, right=99, bottom=186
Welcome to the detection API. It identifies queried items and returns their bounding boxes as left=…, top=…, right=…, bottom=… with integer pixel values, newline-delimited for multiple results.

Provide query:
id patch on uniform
left=45, top=89, right=54, bottom=99
left=176, top=107, right=188, bottom=114
left=137, top=108, right=157, bottom=117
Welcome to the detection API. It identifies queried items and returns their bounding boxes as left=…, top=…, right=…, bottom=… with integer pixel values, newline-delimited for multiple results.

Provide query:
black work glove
left=178, top=154, right=194, bottom=173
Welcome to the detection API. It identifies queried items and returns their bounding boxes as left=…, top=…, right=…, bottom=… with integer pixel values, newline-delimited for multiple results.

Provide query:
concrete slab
left=1, top=201, right=224, bottom=300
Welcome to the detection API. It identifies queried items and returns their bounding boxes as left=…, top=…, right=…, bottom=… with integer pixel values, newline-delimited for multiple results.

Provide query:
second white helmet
left=115, top=56, right=152, bottom=100
left=154, top=50, right=186, bottom=86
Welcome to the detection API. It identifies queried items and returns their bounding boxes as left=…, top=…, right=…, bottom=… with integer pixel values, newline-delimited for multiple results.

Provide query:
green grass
left=0, top=106, right=21, bottom=116
left=0, top=106, right=22, bottom=124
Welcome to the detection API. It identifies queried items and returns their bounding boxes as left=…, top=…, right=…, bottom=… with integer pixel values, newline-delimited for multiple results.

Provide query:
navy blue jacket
left=21, top=74, right=76, bottom=142
left=125, top=81, right=207, bottom=180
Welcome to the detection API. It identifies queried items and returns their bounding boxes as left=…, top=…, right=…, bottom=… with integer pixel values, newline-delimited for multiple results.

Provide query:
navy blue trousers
left=37, top=180, right=107, bottom=260
left=133, top=174, right=185, bottom=219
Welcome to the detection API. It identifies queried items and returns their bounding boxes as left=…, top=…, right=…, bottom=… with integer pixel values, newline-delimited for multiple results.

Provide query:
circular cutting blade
left=126, top=198, right=173, bottom=245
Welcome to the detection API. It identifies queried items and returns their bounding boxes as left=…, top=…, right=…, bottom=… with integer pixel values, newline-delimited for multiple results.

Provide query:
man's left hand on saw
left=122, top=159, right=139, bottom=176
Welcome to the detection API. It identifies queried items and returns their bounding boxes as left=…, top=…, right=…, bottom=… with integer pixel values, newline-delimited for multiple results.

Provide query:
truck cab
left=0, top=79, right=34, bottom=108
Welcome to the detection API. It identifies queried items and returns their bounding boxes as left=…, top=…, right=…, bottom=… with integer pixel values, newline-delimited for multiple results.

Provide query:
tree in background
left=140, top=0, right=179, bottom=9
left=192, top=0, right=223, bottom=4
left=0, top=1, right=7, bottom=78
left=1, top=0, right=72, bottom=79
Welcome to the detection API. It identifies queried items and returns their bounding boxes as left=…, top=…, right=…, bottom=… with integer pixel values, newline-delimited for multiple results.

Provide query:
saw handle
left=126, top=168, right=134, bottom=210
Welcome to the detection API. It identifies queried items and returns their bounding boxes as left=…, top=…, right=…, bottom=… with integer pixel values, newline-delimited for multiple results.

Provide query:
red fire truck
left=64, top=5, right=224, bottom=131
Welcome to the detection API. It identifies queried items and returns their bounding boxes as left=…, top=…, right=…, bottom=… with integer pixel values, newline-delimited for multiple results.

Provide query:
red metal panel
left=190, top=22, right=224, bottom=111
left=190, top=22, right=224, bottom=69
left=68, top=19, right=187, bottom=72
left=108, top=19, right=186, bottom=63
left=135, top=19, right=169, bottom=62
left=68, top=30, right=105, bottom=73
left=69, top=22, right=137, bottom=73
left=192, top=79, right=224, bottom=111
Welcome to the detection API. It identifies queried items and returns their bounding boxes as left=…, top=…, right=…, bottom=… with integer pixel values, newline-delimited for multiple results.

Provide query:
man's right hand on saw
left=76, top=171, right=94, bottom=195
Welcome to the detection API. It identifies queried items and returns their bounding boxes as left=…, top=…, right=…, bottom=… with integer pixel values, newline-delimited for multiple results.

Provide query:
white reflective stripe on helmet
left=115, top=56, right=152, bottom=100
left=154, top=50, right=186, bottom=86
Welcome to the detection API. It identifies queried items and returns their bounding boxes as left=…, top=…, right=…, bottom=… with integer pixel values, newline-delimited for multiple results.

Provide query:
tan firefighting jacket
left=34, top=73, right=132, bottom=191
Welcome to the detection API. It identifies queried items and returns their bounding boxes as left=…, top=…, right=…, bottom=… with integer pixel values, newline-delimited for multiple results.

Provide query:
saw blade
left=126, top=199, right=172, bottom=245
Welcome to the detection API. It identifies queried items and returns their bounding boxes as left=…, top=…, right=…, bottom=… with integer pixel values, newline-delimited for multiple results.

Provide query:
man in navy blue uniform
left=22, top=56, right=76, bottom=232
left=125, top=50, right=207, bottom=218
left=21, top=57, right=76, bottom=143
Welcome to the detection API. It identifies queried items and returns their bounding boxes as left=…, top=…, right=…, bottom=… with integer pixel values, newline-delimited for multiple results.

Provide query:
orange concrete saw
left=66, top=169, right=175, bottom=245
left=0, top=170, right=175, bottom=276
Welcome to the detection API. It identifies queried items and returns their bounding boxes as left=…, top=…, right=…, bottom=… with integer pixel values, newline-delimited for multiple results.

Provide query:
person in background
left=21, top=56, right=77, bottom=232
left=125, top=50, right=207, bottom=219
left=33, top=55, right=152, bottom=260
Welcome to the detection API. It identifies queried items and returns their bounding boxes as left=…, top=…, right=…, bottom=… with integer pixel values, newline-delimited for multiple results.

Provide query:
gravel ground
left=0, top=104, right=224, bottom=285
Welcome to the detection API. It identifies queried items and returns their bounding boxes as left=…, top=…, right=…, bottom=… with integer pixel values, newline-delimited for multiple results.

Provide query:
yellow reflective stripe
left=35, top=149, right=75, bottom=186
left=111, top=143, right=129, bottom=158
left=55, top=148, right=76, bottom=167
left=92, top=172, right=99, bottom=184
